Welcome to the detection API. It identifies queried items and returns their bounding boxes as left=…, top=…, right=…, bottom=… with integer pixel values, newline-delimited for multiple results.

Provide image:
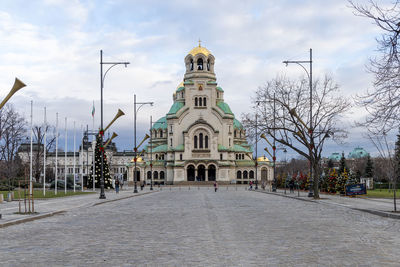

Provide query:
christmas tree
left=327, top=168, right=338, bottom=193
left=87, top=133, right=113, bottom=189
left=339, top=152, right=347, bottom=175
left=336, top=168, right=349, bottom=194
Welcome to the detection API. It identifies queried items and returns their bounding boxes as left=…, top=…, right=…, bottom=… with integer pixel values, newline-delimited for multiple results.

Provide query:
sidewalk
left=0, top=187, right=157, bottom=228
left=257, top=188, right=400, bottom=219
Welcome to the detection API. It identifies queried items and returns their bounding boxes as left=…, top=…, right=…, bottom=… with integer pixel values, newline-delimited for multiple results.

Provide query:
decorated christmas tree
left=327, top=168, right=338, bottom=193
left=336, top=168, right=349, bottom=194
left=87, top=133, right=113, bottom=189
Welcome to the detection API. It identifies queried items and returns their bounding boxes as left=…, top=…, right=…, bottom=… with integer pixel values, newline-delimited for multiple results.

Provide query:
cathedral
left=127, top=44, right=273, bottom=184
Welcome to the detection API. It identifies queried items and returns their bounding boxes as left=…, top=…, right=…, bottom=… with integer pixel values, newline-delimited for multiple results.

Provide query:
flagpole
left=81, top=125, right=84, bottom=192
left=29, top=100, right=33, bottom=196
left=92, top=100, right=95, bottom=191
left=55, top=113, right=58, bottom=195
left=43, top=107, right=47, bottom=196
left=73, top=121, right=76, bottom=193
left=64, top=117, right=67, bottom=194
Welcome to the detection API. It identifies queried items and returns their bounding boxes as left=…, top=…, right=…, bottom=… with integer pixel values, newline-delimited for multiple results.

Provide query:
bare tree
left=349, top=1, right=400, bottom=130
left=366, top=128, right=398, bottom=211
left=242, top=75, right=351, bottom=198
left=0, top=104, right=27, bottom=183
left=32, top=124, right=56, bottom=182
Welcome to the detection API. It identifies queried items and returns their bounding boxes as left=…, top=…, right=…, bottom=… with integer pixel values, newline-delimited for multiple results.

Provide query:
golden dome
left=131, top=157, right=143, bottom=163
left=188, top=45, right=211, bottom=57
left=257, top=156, right=269, bottom=162
left=177, top=81, right=184, bottom=89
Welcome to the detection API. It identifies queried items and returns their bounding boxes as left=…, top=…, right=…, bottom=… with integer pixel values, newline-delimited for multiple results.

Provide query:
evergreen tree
left=339, top=152, right=347, bottom=175
left=327, top=168, right=338, bottom=193
left=327, top=158, right=334, bottom=169
left=336, top=168, right=349, bottom=194
left=87, top=134, right=113, bottom=189
left=365, top=154, right=374, bottom=178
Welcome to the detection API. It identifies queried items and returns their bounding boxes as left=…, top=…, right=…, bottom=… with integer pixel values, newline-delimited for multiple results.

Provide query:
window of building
left=229, top=138, right=231, bottom=147
left=217, top=92, right=220, bottom=98
left=249, top=171, right=254, bottom=179
left=147, top=171, right=152, bottom=179
left=154, top=171, right=158, bottom=179
left=190, top=59, right=193, bottom=71
left=207, top=59, right=210, bottom=71
left=234, top=130, right=237, bottom=138
left=199, top=133, right=203, bottom=148
left=154, top=131, right=157, bottom=138
left=243, top=171, right=248, bottom=179
left=203, top=97, right=206, bottom=106
left=237, top=171, right=242, bottom=179
left=199, top=97, right=202, bottom=106
left=197, top=58, right=203, bottom=70
left=195, top=97, right=198, bottom=106
left=220, top=154, right=223, bottom=160
left=205, top=135, right=208, bottom=148
left=194, top=135, right=198, bottom=148
left=180, top=154, right=183, bottom=160
left=160, top=171, right=165, bottom=179
left=170, top=138, right=173, bottom=147
left=159, top=130, right=163, bottom=138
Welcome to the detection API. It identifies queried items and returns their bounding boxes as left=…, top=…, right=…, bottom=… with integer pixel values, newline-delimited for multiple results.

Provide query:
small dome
left=176, top=81, right=184, bottom=89
left=188, top=45, right=211, bottom=57
left=257, top=156, right=269, bottom=162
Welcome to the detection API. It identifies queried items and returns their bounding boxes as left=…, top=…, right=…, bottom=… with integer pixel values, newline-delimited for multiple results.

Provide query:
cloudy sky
left=0, top=0, right=388, bottom=159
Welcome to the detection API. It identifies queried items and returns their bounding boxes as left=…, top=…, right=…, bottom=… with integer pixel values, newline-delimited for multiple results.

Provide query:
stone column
left=195, top=168, right=198, bottom=181
left=205, top=168, right=208, bottom=181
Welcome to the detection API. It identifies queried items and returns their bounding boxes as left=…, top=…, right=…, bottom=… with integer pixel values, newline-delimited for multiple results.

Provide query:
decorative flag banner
left=92, top=101, right=95, bottom=117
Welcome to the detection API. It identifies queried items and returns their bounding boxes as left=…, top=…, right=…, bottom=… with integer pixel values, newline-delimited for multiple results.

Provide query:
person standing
left=115, top=178, right=120, bottom=194
left=214, top=181, right=218, bottom=192
left=249, top=180, right=253, bottom=190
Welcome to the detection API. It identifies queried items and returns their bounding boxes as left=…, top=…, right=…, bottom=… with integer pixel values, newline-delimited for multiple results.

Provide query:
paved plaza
left=1, top=188, right=400, bottom=266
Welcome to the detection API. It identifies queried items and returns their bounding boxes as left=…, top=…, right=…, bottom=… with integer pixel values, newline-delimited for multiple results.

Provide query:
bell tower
left=184, top=42, right=216, bottom=81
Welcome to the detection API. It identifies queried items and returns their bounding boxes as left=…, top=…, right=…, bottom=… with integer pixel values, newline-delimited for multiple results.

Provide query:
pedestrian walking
left=214, top=181, right=218, bottom=192
left=140, top=180, right=144, bottom=190
left=289, top=179, right=294, bottom=193
left=249, top=180, right=253, bottom=190
left=115, top=178, right=120, bottom=194
left=120, top=177, right=124, bottom=190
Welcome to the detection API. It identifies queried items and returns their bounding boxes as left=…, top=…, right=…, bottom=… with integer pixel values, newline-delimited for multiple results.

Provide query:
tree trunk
left=313, top=163, right=320, bottom=199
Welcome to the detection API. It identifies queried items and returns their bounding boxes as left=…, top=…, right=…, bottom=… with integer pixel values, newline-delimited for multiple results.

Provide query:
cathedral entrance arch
left=197, top=164, right=206, bottom=181
left=187, top=165, right=195, bottom=181
left=261, top=168, right=268, bottom=181
left=208, top=164, right=216, bottom=181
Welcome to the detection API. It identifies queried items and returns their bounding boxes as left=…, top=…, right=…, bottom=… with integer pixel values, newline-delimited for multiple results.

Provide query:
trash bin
left=7, top=192, right=12, bottom=202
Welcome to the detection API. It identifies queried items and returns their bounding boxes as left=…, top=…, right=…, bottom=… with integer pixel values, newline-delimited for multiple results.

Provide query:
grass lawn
left=366, top=189, right=398, bottom=198
left=1, top=190, right=95, bottom=200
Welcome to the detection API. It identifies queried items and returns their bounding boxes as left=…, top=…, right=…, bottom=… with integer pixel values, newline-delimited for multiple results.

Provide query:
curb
left=254, top=190, right=400, bottom=220
left=0, top=210, right=65, bottom=229
left=0, top=191, right=157, bottom=229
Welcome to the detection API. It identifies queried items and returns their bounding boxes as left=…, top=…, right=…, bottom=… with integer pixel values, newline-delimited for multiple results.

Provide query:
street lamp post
left=283, top=48, right=314, bottom=197
left=133, top=94, right=153, bottom=193
left=255, top=114, right=258, bottom=190
left=99, top=50, right=129, bottom=199
left=150, top=116, right=153, bottom=191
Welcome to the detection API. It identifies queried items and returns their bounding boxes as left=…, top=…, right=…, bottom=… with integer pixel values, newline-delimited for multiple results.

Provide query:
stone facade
left=127, top=45, right=273, bottom=184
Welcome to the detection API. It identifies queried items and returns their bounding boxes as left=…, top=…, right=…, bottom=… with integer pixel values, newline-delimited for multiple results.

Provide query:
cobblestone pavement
left=1, top=188, right=400, bottom=266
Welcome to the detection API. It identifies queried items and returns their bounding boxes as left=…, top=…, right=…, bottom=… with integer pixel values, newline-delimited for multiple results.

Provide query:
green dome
left=348, top=147, right=369, bottom=159
left=233, top=118, right=243, bottom=129
left=152, top=117, right=167, bottom=130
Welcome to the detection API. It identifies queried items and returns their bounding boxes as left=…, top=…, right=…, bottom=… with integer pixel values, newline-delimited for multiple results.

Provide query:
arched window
left=203, top=97, right=206, bottom=106
left=197, top=58, right=203, bottom=70
left=195, top=97, right=198, bottom=106
left=154, top=131, right=157, bottom=138
left=217, top=92, right=220, bottom=98
left=199, top=97, right=202, bottom=106
left=199, top=133, right=203, bottom=148
left=234, top=130, right=237, bottom=138
left=159, top=130, right=163, bottom=138
left=249, top=171, right=254, bottom=179
left=237, top=171, right=242, bottom=179
left=156, top=154, right=158, bottom=160
left=205, top=135, right=208, bottom=148
left=154, top=171, right=158, bottom=179
left=207, top=59, right=210, bottom=71
left=236, top=154, right=238, bottom=160
left=194, top=135, right=198, bottom=148
left=147, top=171, right=152, bottom=179
left=190, top=59, right=194, bottom=71
left=160, top=171, right=165, bottom=179
left=243, top=171, right=248, bottom=179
